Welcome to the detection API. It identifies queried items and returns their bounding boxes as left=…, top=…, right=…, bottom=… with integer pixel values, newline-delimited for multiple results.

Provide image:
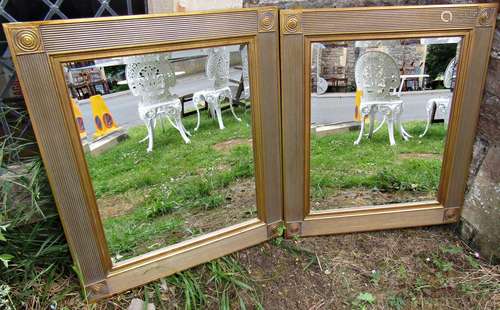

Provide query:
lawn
left=87, top=108, right=447, bottom=261
left=310, top=121, right=446, bottom=209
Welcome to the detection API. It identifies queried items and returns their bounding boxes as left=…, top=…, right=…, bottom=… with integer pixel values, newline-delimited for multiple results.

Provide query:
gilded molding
left=476, top=7, right=495, bottom=27
left=281, top=11, right=302, bottom=34
left=443, top=208, right=460, bottom=223
left=285, top=222, right=302, bottom=237
left=10, top=26, right=44, bottom=55
left=258, top=9, right=276, bottom=32
left=267, top=221, right=283, bottom=238
left=87, top=281, right=109, bottom=298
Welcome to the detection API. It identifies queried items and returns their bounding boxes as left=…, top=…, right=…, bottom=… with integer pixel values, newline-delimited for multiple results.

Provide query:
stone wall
left=244, top=0, right=499, bottom=263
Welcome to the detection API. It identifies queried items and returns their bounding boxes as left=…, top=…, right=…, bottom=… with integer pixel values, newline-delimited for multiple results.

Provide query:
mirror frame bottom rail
left=97, top=219, right=272, bottom=300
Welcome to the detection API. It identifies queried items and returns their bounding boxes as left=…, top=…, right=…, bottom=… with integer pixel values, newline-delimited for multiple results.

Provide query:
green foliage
left=466, top=255, right=481, bottom=269
left=370, top=270, right=381, bottom=286
left=167, top=271, right=206, bottom=310
left=310, top=121, right=445, bottom=200
left=352, top=292, right=376, bottom=310
left=1, top=104, right=70, bottom=308
left=387, top=294, right=405, bottom=310
left=432, top=255, right=453, bottom=272
left=441, top=245, right=463, bottom=255
left=165, top=256, right=262, bottom=310
left=426, top=44, right=457, bottom=80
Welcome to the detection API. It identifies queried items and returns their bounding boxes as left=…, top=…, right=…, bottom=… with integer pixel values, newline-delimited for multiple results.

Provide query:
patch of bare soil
left=312, top=189, right=436, bottom=211
left=238, top=226, right=500, bottom=309
left=183, top=179, right=257, bottom=234
left=398, top=153, right=442, bottom=160
left=97, top=190, right=148, bottom=219
left=213, top=138, right=252, bottom=153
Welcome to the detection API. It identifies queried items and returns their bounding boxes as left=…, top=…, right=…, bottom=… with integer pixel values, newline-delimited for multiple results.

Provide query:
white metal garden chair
left=192, top=47, right=241, bottom=130
left=312, top=43, right=328, bottom=95
left=419, top=57, right=457, bottom=137
left=241, top=44, right=251, bottom=100
left=354, top=51, right=412, bottom=146
left=125, top=53, right=191, bottom=153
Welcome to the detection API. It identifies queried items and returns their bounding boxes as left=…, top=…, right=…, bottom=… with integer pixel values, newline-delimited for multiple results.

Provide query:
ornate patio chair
left=354, top=51, right=411, bottom=146
left=192, top=47, right=241, bottom=130
left=241, top=44, right=251, bottom=100
left=419, top=57, right=456, bottom=137
left=125, top=53, right=191, bottom=153
left=312, top=43, right=328, bottom=95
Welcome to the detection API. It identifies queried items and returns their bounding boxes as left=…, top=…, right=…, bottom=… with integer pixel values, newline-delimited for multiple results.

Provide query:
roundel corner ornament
left=440, top=10, right=453, bottom=23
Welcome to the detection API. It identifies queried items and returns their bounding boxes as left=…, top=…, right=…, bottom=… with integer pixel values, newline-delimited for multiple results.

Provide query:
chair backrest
left=354, top=51, right=400, bottom=102
left=206, top=47, right=230, bottom=89
left=443, top=56, right=457, bottom=89
left=125, top=53, right=176, bottom=103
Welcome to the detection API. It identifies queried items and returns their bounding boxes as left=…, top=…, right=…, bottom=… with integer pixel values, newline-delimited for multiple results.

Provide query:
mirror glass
left=310, top=37, right=461, bottom=211
left=64, top=44, right=256, bottom=263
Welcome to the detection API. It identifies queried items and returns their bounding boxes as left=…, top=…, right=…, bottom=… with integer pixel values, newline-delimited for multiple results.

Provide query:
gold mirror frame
left=4, top=7, right=282, bottom=301
left=280, top=3, right=497, bottom=237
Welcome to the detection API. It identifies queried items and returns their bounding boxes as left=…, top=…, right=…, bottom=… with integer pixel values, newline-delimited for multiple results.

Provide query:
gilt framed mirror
left=4, top=7, right=282, bottom=300
left=280, top=4, right=497, bottom=237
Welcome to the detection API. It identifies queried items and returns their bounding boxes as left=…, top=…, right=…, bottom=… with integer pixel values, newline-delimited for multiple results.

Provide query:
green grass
left=310, top=121, right=446, bottom=201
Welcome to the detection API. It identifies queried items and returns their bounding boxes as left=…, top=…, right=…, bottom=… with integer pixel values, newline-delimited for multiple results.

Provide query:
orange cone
left=71, top=98, right=87, bottom=140
left=89, top=95, right=119, bottom=139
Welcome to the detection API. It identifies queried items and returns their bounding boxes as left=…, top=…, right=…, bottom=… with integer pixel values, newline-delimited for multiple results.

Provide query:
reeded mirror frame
left=4, top=7, right=282, bottom=301
left=280, top=3, right=498, bottom=237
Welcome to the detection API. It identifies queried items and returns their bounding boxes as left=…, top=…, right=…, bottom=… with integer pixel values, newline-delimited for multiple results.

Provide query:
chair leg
left=146, top=118, right=155, bottom=152
left=182, top=121, right=192, bottom=137
left=419, top=100, right=435, bottom=138
left=443, top=102, right=451, bottom=130
left=387, top=114, right=396, bottom=146
left=372, top=115, right=386, bottom=134
left=215, top=103, right=225, bottom=129
left=228, top=95, right=241, bottom=122
left=173, top=115, right=191, bottom=144
left=400, top=124, right=412, bottom=139
left=193, top=97, right=202, bottom=131
left=368, top=109, right=375, bottom=138
left=397, top=115, right=409, bottom=141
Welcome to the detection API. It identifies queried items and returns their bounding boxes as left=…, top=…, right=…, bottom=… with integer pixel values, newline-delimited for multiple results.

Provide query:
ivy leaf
left=0, top=254, right=14, bottom=268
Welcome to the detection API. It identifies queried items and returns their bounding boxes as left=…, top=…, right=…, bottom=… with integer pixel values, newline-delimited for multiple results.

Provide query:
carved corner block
left=476, top=8, right=496, bottom=27
left=267, top=221, right=282, bottom=238
left=10, top=26, right=44, bottom=55
left=87, top=280, right=110, bottom=301
left=281, top=11, right=302, bottom=35
left=258, top=8, right=277, bottom=33
left=285, top=222, right=302, bottom=238
left=443, top=208, right=461, bottom=223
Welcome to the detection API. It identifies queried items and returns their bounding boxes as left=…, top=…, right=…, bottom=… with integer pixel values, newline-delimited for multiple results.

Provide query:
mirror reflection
left=64, top=44, right=256, bottom=262
left=310, top=37, right=461, bottom=210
